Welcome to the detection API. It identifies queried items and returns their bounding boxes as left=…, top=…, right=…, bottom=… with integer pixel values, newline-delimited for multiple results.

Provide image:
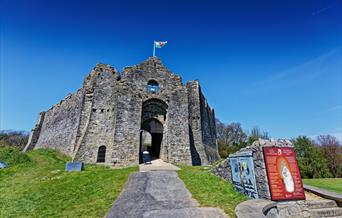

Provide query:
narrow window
left=147, top=80, right=159, bottom=93
left=97, top=146, right=106, bottom=163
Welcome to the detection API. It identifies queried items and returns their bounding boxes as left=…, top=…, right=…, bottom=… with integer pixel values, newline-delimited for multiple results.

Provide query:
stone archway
left=140, top=99, right=168, bottom=163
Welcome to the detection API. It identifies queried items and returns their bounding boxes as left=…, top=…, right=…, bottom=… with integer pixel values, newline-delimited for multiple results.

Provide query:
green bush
left=293, top=136, right=332, bottom=178
left=0, top=146, right=31, bottom=166
left=218, top=143, right=240, bottom=159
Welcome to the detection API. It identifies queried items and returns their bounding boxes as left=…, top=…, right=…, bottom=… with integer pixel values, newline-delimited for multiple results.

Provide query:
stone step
left=303, top=200, right=338, bottom=209
left=310, top=207, right=342, bottom=217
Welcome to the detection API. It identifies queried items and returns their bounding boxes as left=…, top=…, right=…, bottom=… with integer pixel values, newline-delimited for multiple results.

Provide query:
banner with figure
left=229, top=151, right=258, bottom=199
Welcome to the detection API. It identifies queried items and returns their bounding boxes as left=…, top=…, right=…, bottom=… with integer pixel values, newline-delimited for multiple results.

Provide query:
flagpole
left=153, top=40, right=156, bottom=57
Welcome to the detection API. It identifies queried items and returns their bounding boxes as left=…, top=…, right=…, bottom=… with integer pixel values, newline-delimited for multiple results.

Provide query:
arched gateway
left=140, top=98, right=167, bottom=163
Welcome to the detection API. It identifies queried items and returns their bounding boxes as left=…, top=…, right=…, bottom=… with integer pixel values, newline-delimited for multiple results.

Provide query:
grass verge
left=0, top=147, right=138, bottom=218
left=177, top=165, right=247, bottom=217
left=302, top=178, right=342, bottom=194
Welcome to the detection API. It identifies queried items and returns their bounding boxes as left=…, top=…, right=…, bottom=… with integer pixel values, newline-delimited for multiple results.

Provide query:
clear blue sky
left=1, top=0, right=341, bottom=141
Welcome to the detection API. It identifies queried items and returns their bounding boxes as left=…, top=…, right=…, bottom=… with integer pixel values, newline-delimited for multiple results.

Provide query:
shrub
left=293, top=136, right=332, bottom=178
left=0, top=130, right=29, bottom=149
left=0, top=146, right=31, bottom=166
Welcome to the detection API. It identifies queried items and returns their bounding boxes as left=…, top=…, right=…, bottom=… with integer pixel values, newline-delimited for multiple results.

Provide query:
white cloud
left=245, top=49, right=340, bottom=95
left=324, top=105, right=342, bottom=113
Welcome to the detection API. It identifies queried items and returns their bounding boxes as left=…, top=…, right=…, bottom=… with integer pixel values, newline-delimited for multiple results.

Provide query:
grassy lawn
left=0, top=147, right=138, bottom=218
left=302, top=178, right=342, bottom=194
left=177, top=165, right=247, bottom=217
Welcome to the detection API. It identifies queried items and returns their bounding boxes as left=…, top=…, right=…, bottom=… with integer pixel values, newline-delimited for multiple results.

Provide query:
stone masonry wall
left=34, top=88, right=84, bottom=156
left=212, top=158, right=232, bottom=181
left=199, top=86, right=220, bottom=163
left=112, top=83, right=143, bottom=167
left=24, top=112, right=46, bottom=152
left=75, top=65, right=119, bottom=164
left=164, top=87, right=192, bottom=165
left=186, top=80, right=209, bottom=165
left=213, top=139, right=293, bottom=199
left=121, top=58, right=182, bottom=99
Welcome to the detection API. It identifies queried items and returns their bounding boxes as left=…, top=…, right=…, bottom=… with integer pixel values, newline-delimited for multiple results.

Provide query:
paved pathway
left=139, top=159, right=180, bottom=172
left=106, top=160, right=228, bottom=218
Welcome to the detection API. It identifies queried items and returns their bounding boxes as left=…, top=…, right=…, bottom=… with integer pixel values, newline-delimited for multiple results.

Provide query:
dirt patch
left=305, top=191, right=323, bottom=200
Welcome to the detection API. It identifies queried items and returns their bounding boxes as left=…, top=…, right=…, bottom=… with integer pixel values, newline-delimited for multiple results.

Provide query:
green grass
left=177, top=165, right=247, bottom=217
left=303, top=178, right=342, bottom=194
left=0, top=147, right=138, bottom=218
left=0, top=146, right=31, bottom=165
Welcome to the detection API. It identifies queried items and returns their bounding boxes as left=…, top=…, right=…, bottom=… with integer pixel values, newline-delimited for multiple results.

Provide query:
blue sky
left=1, top=0, right=341, bottom=141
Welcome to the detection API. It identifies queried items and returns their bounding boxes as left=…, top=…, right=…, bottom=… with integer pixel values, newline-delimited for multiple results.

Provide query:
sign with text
left=263, top=147, right=305, bottom=201
left=229, top=151, right=258, bottom=198
left=65, top=162, right=84, bottom=172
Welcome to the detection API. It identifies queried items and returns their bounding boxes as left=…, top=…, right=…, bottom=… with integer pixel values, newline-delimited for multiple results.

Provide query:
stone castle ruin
left=24, top=57, right=219, bottom=167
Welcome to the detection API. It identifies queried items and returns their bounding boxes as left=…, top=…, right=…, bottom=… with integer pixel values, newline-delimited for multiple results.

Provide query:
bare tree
left=317, top=135, right=342, bottom=177
left=224, top=122, right=247, bottom=147
left=215, top=119, right=226, bottom=144
left=0, top=130, right=29, bottom=149
left=248, top=126, right=270, bottom=144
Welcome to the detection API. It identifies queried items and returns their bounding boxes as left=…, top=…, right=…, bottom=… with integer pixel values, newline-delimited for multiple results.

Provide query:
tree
left=215, top=119, right=226, bottom=144
left=224, top=123, right=247, bottom=148
left=0, top=130, right=29, bottom=149
left=216, top=120, right=247, bottom=158
left=317, top=135, right=342, bottom=178
left=293, top=136, right=332, bottom=178
left=248, top=126, right=270, bottom=144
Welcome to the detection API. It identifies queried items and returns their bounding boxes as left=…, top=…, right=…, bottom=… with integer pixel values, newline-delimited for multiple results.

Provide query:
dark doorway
left=97, top=145, right=106, bottom=163
left=149, top=133, right=162, bottom=159
left=140, top=119, right=163, bottom=163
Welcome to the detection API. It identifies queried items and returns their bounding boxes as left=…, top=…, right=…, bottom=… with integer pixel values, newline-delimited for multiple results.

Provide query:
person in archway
left=143, top=150, right=151, bottom=164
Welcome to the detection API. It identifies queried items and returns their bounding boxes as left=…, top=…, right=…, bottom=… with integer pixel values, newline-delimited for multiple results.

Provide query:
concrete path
left=107, top=160, right=228, bottom=218
left=139, top=159, right=180, bottom=172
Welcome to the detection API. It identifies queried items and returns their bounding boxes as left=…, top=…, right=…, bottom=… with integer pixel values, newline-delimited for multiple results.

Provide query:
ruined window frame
left=146, top=80, right=159, bottom=93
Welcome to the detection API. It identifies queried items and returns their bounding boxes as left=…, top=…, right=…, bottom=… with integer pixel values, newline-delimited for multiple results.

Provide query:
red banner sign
left=263, top=147, right=305, bottom=201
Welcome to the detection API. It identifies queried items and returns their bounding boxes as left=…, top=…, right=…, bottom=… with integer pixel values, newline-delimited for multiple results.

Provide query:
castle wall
left=121, top=58, right=182, bottom=107
left=75, top=68, right=119, bottom=164
left=186, top=81, right=209, bottom=165
left=24, top=112, right=46, bottom=152
left=199, top=87, right=220, bottom=162
left=112, top=83, right=143, bottom=167
left=34, top=89, right=84, bottom=156
left=164, top=87, right=192, bottom=165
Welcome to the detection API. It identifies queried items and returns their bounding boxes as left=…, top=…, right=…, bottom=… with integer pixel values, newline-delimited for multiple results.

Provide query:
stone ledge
left=235, top=199, right=342, bottom=218
left=235, top=199, right=274, bottom=218
left=304, top=184, right=342, bottom=207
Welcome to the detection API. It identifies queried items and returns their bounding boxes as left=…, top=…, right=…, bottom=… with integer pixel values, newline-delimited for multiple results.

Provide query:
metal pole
left=153, top=40, right=156, bottom=57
